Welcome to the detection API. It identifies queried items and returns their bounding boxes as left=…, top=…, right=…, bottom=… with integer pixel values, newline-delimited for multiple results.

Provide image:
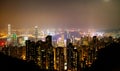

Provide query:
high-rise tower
left=34, top=26, right=38, bottom=42
left=7, top=24, right=12, bottom=46
left=8, top=24, right=11, bottom=36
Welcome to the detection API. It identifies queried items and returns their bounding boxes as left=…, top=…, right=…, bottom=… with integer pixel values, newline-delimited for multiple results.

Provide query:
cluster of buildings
left=1, top=34, right=111, bottom=71
left=1, top=24, right=120, bottom=71
left=25, top=35, right=80, bottom=71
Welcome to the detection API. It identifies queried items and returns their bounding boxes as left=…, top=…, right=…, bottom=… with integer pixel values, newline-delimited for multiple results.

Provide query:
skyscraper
left=55, top=47, right=64, bottom=71
left=26, top=35, right=54, bottom=70
left=35, top=40, right=42, bottom=68
left=8, top=24, right=11, bottom=36
left=45, top=35, right=54, bottom=70
left=36, top=35, right=54, bottom=70
left=67, top=43, right=78, bottom=71
left=34, top=26, right=38, bottom=42
left=67, top=43, right=74, bottom=71
left=7, top=24, right=11, bottom=46
left=26, top=40, right=36, bottom=61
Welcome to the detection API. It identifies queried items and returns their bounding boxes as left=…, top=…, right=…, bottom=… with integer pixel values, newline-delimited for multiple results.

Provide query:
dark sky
left=0, top=0, right=120, bottom=31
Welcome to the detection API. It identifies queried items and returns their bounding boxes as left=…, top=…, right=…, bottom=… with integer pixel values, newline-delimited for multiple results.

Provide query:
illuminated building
left=25, top=35, right=54, bottom=70
left=72, top=47, right=78, bottom=71
left=12, top=33, right=18, bottom=46
left=67, top=43, right=79, bottom=71
left=18, top=36, right=28, bottom=46
left=67, top=43, right=73, bottom=71
left=55, top=47, right=64, bottom=71
left=45, top=35, right=54, bottom=70
left=7, top=24, right=12, bottom=46
left=57, top=34, right=66, bottom=47
left=35, top=40, right=42, bottom=68
left=35, top=35, right=54, bottom=70
left=92, top=36, right=98, bottom=59
left=34, top=26, right=38, bottom=42
left=41, top=49, right=46, bottom=69
left=8, top=24, right=11, bottom=36
left=25, top=40, right=36, bottom=61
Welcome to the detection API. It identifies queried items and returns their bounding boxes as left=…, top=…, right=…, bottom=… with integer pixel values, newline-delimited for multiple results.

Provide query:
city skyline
left=0, top=1, right=120, bottom=71
left=0, top=0, right=120, bottom=31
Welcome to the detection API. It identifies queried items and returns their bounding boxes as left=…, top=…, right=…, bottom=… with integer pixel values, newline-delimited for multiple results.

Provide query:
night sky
left=0, top=0, right=120, bottom=31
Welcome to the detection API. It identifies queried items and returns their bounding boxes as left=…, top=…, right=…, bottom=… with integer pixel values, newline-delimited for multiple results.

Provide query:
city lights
left=0, top=0, right=119, bottom=71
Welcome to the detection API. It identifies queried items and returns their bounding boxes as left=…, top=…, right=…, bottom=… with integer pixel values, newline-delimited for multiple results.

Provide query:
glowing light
left=35, top=26, right=38, bottom=28
left=97, top=32, right=104, bottom=36
left=0, top=41, right=5, bottom=47
left=74, top=47, right=77, bottom=49
left=64, top=66, right=67, bottom=70
left=57, top=37, right=66, bottom=47
left=21, top=55, right=26, bottom=60
left=64, top=63, right=67, bottom=70
left=24, top=36, right=28, bottom=40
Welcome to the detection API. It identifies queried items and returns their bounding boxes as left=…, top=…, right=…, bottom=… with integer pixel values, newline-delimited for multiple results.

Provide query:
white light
left=64, top=63, right=67, bottom=65
left=24, top=36, right=28, bottom=40
left=41, top=50, right=45, bottom=52
left=64, top=66, right=67, bottom=70
left=35, top=26, right=38, bottom=28
left=8, top=24, right=11, bottom=26
left=74, top=47, right=77, bottom=49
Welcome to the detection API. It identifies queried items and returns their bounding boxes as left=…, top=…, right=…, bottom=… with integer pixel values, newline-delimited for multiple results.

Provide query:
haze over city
left=1, top=0, right=120, bottom=71
left=0, top=0, right=120, bottom=32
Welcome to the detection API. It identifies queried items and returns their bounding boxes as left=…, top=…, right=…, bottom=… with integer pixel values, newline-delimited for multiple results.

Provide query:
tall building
left=25, top=40, right=36, bottom=61
left=7, top=24, right=12, bottom=46
left=67, top=30, right=71, bottom=39
left=45, top=35, right=54, bottom=70
left=12, top=33, right=18, bottom=46
left=36, top=35, right=54, bottom=70
left=38, top=41, right=47, bottom=69
left=25, top=35, right=54, bottom=70
left=67, top=43, right=78, bottom=71
left=72, top=47, right=78, bottom=71
left=57, top=34, right=66, bottom=47
left=55, top=47, right=64, bottom=71
left=67, top=43, right=74, bottom=71
left=92, top=36, right=98, bottom=60
left=8, top=24, right=11, bottom=36
left=35, top=40, right=42, bottom=68
left=34, top=26, right=38, bottom=42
